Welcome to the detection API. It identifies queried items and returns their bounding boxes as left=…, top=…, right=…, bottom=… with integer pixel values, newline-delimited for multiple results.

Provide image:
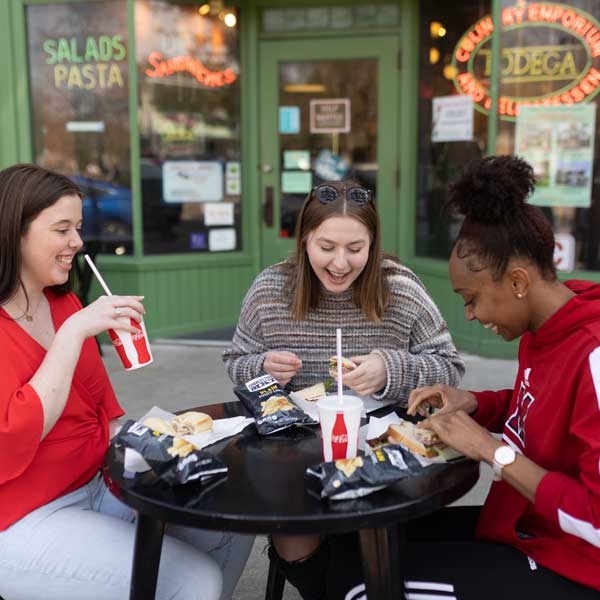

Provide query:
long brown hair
left=289, top=179, right=390, bottom=323
left=0, top=163, right=83, bottom=308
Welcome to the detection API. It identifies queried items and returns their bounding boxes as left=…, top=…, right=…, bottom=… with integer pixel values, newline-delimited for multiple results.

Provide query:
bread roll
left=387, top=421, right=439, bottom=458
left=328, top=356, right=357, bottom=379
left=171, top=411, right=213, bottom=435
left=143, top=417, right=176, bottom=437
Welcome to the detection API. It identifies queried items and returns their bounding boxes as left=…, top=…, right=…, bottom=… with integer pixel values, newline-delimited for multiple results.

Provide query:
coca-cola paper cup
left=108, top=317, right=153, bottom=371
left=317, top=395, right=363, bottom=461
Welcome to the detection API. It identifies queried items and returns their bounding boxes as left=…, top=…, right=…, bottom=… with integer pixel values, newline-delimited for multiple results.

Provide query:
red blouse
left=0, top=290, right=124, bottom=530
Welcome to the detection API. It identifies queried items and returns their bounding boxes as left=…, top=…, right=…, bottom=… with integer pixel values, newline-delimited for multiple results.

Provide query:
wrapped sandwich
left=143, top=411, right=213, bottom=438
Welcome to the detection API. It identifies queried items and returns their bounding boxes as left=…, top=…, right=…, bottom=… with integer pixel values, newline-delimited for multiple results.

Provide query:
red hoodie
left=473, top=280, right=600, bottom=590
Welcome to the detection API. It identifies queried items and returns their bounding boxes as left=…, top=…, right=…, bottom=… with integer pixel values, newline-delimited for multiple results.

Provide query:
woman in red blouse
left=0, top=164, right=250, bottom=600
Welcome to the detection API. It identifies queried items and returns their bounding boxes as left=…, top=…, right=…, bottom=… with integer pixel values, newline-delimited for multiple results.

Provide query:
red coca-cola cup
left=108, top=316, right=153, bottom=371
left=317, top=395, right=363, bottom=461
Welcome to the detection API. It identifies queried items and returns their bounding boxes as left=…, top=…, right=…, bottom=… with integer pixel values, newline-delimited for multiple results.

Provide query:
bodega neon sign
left=145, top=52, right=237, bottom=88
left=452, top=2, right=600, bottom=120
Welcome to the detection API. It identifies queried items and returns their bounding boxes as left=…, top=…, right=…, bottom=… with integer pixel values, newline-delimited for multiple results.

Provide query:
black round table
left=103, top=401, right=479, bottom=600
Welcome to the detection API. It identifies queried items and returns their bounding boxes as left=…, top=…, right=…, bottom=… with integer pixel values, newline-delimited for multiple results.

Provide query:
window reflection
left=27, top=1, right=132, bottom=255
left=136, top=0, right=241, bottom=255
left=279, top=59, right=378, bottom=237
left=416, top=0, right=490, bottom=260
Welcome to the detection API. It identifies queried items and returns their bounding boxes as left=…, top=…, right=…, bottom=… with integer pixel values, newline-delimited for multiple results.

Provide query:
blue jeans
left=0, top=472, right=254, bottom=600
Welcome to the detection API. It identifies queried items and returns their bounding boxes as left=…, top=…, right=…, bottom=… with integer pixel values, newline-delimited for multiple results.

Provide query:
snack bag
left=234, top=373, right=317, bottom=435
left=113, top=420, right=227, bottom=485
left=306, top=444, right=423, bottom=500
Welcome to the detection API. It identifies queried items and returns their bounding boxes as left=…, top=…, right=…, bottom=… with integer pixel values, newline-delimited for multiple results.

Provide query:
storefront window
left=136, top=1, right=241, bottom=255
left=495, top=0, right=600, bottom=271
left=417, top=0, right=600, bottom=271
left=27, top=1, right=132, bottom=256
left=415, top=0, right=491, bottom=259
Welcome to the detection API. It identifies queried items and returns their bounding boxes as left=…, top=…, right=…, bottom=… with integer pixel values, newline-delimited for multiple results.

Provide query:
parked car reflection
left=72, top=175, right=133, bottom=249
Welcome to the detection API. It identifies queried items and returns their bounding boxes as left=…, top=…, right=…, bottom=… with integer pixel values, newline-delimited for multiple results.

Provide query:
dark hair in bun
left=445, top=155, right=556, bottom=280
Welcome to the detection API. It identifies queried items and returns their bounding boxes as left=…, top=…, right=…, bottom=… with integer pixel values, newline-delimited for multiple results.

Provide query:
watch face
left=496, top=445, right=516, bottom=465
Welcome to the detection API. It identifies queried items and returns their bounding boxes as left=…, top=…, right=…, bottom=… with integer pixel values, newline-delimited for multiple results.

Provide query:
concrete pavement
left=103, top=341, right=518, bottom=600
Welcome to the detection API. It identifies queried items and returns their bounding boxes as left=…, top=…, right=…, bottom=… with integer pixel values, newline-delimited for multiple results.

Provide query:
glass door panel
left=278, top=58, right=378, bottom=237
left=259, top=36, right=400, bottom=266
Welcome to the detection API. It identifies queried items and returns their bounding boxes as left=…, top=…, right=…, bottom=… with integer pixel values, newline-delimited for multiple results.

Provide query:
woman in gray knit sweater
left=223, top=180, right=464, bottom=595
left=223, top=179, right=464, bottom=403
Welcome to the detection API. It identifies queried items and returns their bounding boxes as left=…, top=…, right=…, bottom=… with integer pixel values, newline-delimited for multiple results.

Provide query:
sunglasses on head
left=312, top=184, right=372, bottom=206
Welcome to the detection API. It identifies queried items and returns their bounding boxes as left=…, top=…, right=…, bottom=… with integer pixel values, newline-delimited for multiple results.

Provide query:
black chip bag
left=306, top=444, right=424, bottom=500
left=113, top=420, right=228, bottom=486
left=234, top=373, right=317, bottom=435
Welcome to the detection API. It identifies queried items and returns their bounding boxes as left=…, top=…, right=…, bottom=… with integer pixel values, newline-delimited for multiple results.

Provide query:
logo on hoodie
left=505, top=371, right=535, bottom=448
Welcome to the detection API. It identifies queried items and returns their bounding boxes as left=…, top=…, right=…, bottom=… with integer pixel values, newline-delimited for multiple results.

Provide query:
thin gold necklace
left=12, top=296, right=43, bottom=322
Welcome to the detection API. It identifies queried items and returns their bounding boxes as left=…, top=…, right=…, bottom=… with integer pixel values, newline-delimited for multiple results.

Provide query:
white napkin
left=290, top=391, right=397, bottom=423
left=123, top=406, right=254, bottom=474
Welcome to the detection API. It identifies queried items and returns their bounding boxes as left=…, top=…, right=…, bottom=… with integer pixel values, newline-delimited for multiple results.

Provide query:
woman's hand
left=263, top=351, right=302, bottom=386
left=341, top=353, right=387, bottom=396
left=61, top=295, right=145, bottom=342
left=420, top=410, right=500, bottom=463
left=407, top=384, right=478, bottom=418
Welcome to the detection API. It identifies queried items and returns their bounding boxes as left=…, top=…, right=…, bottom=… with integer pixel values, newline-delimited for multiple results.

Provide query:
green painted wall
left=0, top=2, right=21, bottom=168
left=3, top=0, right=598, bottom=356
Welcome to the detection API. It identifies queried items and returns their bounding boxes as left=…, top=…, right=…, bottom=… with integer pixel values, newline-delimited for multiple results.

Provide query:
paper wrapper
left=124, top=406, right=253, bottom=473
left=363, top=413, right=464, bottom=466
left=290, top=389, right=397, bottom=423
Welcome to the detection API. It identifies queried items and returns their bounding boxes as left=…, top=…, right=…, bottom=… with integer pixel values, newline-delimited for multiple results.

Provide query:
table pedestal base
left=359, top=525, right=402, bottom=599
left=130, top=514, right=165, bottom=600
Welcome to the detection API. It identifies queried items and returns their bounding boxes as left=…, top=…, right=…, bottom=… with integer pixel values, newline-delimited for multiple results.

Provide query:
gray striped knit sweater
left=223, top=258, right=464, bottom=405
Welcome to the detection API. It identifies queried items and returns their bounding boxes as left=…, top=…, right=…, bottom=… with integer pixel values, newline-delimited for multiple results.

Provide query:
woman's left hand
left=420, top=410, right=500, bottom=463
left=341, top=353, right=387, bottom=396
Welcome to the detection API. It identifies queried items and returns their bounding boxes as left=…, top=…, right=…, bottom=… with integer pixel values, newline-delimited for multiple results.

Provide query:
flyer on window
left=515, top=104, right=596, bottom=208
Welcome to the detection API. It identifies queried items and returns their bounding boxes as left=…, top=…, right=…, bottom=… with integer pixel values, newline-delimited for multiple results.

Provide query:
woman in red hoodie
left=270, top=155, right=600, bottom=600
left=396, top=155, right=600, bottom=599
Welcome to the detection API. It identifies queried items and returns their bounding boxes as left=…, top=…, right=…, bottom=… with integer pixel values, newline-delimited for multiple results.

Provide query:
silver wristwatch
left=492, top=445, right=516, bottom=481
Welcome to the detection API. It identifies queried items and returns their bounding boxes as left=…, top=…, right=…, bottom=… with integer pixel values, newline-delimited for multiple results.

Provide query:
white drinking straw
left=84, top=254, right=113, bottom=297
left=336, top=327, right=343, bottom=406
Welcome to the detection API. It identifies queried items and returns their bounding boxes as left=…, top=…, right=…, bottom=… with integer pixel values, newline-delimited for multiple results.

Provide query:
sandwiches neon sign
left=145, top=52, right=237, bottom=88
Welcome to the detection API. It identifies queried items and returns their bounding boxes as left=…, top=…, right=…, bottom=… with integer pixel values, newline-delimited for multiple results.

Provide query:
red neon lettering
left=145, top=52, right=237, bottom=88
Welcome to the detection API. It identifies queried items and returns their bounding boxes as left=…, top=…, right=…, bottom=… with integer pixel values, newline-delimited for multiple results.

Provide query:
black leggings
left=269, top=507, right=599, bottom=600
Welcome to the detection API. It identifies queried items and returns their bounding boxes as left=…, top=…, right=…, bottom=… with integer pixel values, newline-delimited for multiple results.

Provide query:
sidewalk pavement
left=103, top=342, right=518, bottom=600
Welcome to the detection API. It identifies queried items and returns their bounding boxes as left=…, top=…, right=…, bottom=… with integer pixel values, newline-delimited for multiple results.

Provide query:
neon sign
left=452, top=2, right=600, bottom=120
left=145, top=52, right=237, bottom=88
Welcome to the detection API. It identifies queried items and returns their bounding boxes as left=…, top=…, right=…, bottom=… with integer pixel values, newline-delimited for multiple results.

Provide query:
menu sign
left=515, top=104, right=596, bottom=207
left=310, top=99, right=351, bottom=133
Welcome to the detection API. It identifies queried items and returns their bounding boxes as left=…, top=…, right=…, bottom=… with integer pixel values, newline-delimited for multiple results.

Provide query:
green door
left=259, top=36, right=401, bottom=267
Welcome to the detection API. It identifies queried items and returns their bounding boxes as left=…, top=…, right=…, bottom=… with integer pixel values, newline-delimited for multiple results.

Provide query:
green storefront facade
left=2, top=0, right=600, bottom=357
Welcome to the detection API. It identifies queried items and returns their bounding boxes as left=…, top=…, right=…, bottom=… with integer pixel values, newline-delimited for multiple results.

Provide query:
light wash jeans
left=0, top=472, right=254, bottom=600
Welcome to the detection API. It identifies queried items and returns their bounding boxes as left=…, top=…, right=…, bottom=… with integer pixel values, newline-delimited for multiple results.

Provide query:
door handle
left=263, top=186, right=274, bottom=227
